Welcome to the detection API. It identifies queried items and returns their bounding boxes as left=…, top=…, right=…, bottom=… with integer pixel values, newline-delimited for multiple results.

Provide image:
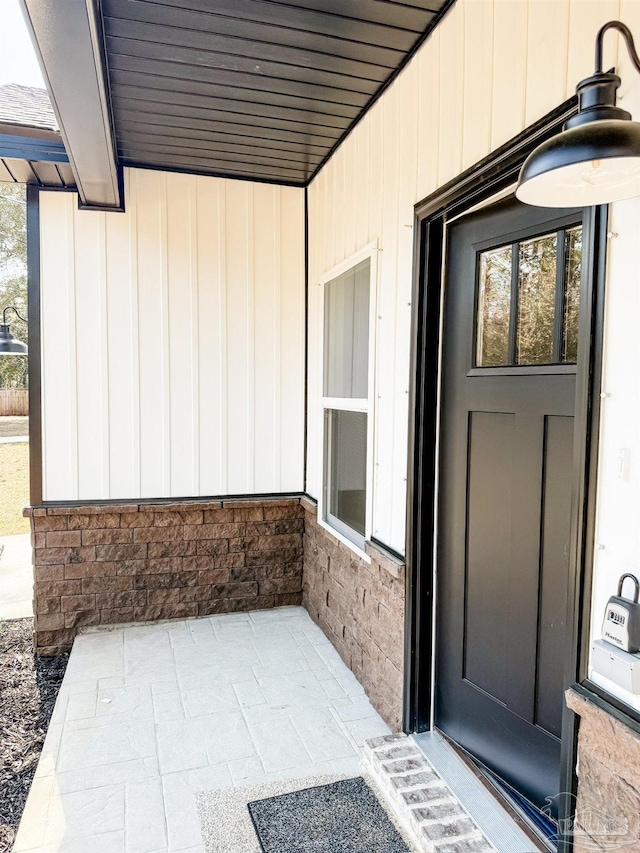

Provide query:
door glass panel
left=325, top=409, right=367, bottom=537
left=475, top=222, right=583, bottom=369
left=476, top=245, right=512, bottom=367
left=562, top=226, right=582, bottom=363
left=516, top=233, right=557, bottom=365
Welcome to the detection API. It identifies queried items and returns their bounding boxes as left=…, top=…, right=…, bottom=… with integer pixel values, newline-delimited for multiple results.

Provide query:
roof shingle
left=0, top=83, right=57, bottom=132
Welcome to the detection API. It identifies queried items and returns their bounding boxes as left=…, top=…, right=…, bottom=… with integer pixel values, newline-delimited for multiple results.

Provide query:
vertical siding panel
left=322, top=160, right=334, bottom=275
left=197, top=177, right=226, bottom=496
left=566, top=0, right=620, bottom=100
left=491, top=0, right=528, bottom=150
left=333, top=147, right=345, bottom=264
left=253, top=183, right=278, bottom=492
left=306, top=182, right=322, bottom=498
left=160, top=174, right=171, bottom=495
left=355, top=119, right=370, bottom=252
left=462, top=0, right=494, bottom=170
left=525, top=0, right=570, bottom=126
left=105, top=178, right=135, bottom=498
left=390, top=62, right=420, bottom=548
left=166, top=172, right=193, bottom=497
left=368, top=98, right=384, bottom=246
left=137, top=170, right=165, bottom=498
left=373, top=83, right=400, bottom=543
left=128, top=169, right=142, bottom=498
left=416, top=27, right=440, bottom=202
left=225, top=181, right=251, bottom=493
left=343, top=131, right=357, bottom=258
left=280, top=186, right=305, bottom=492
left=189, top=175, right=200, bottom=495
left=40, top=169, right=304, bottom=502
left=437, top=1, right=465, bottom=186
left=73, top=207, right=102, bottom=498
left=98, top=214, right=110, bottom=498
left=40, top=193, right=75, bottom=501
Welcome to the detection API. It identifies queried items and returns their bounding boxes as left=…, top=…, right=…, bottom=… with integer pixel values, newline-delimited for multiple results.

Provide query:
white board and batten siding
left=39, top=167, right=305, bottom=502
left=307, top=0, right=627, bottom=555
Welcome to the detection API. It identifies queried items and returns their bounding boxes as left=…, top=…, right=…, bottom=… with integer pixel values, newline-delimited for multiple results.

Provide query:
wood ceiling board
left=114, top=108, right=339, bottom=149
left=103, top=0, right=407, bottom=67
left=117, top=120, right=330, bottom=156
left=127, top=0, right=425, bottom=49
left=117, top=131, right=324, bottom=166
left=105, top=36, right=380, bottom=96
left=103, top=19, right=394, bottom=82
left=0, top=159, right=17, bottom=182
left=121, top=155, right=308, bottom=185
left=112, top=95, right=347, bottom=137
left=118, top=139, right=320, bottom=171
left=3, top=159, right=39, bottom=183
left=100, top=0, right=453, bottom=184
left=107, top=55, right=371, bottom=110
left=108, top=70, right=362, bottom=120
left=30, top=160, right=64, bottom=185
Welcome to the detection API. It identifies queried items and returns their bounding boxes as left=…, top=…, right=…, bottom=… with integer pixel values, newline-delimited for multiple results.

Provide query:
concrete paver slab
left=13, top=606, right=390, bottom=852
left=0, top=532, right=33, bottom=619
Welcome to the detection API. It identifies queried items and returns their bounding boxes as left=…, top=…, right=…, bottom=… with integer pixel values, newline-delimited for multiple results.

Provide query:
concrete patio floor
left=0, top=532, right=33, bottom=619
left=14, top=606, right=391, bottom=853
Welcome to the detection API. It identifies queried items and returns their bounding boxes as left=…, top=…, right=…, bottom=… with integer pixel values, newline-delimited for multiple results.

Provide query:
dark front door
left=435, top=196, right=584, bottom=812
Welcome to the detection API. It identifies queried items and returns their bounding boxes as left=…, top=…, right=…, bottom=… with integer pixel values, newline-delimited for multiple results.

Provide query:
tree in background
left=0, top=183, right=27, bottom=389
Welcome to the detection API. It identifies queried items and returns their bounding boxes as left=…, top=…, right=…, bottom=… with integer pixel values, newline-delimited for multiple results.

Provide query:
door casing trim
left=403, top=95, right=608, bottom=852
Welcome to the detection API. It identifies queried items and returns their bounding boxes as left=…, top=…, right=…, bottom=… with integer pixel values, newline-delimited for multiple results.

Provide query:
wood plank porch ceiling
left=103, top=0, right=452, bottom=186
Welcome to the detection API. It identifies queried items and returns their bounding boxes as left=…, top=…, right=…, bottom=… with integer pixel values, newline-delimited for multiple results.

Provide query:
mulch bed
left=0, top=618, right=68, bottom=853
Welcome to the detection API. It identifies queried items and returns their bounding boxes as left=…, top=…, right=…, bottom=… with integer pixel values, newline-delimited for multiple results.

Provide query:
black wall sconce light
left=0, top=306, right=28, bottom=355
left=517, top=21, right=640, bottom=207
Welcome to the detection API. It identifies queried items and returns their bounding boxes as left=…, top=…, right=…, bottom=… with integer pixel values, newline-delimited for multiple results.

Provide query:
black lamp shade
left=0, top=323, right=28, bottom=355
left=516, top=119, right=640, bottom=207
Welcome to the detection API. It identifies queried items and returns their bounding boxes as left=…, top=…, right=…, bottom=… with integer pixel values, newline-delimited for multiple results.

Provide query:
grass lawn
left=0, top=442, right=29, bottom=536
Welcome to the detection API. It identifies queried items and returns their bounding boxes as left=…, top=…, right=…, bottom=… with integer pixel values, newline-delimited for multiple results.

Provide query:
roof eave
left=20, top=0, right=122, bottom=210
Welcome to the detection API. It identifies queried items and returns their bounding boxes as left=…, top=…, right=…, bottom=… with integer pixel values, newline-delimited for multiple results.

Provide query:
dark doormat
left=247, top=776, right=410, bottom=853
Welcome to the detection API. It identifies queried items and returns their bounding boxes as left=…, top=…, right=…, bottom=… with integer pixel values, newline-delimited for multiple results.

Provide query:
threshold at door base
left=363, top=733, right=496, bottom=852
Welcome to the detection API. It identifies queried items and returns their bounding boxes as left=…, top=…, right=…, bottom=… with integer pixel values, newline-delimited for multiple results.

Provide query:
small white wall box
left=592, top=639, right=640, bottom=694
left=601, top=574, right=640, bottom=653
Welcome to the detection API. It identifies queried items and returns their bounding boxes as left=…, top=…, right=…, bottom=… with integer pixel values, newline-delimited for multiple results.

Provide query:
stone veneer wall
left=25, top=498, right=304, bottom=654
left=566, top=688, right=640, bottom=852
left=301, top=498, right=405, bottom=731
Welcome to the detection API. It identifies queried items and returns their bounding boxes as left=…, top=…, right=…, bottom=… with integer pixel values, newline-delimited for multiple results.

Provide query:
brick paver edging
left=364, top=734, right=495, bottom=853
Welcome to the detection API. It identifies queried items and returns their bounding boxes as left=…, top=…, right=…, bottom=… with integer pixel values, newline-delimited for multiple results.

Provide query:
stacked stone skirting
left=566, top=688, right=640, bottom=853
left=25, top=498, right=304, bottom=654
left=364, top=734, right=494, bottom=852
left=301, top=497, right=405, bottom=731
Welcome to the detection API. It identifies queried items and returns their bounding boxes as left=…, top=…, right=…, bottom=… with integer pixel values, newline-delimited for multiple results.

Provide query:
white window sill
left=316, top=516, right=371, bottom=564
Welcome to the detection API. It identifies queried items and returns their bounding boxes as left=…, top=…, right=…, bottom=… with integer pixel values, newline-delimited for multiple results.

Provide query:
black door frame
left=403, top=95, right=608, bottom=851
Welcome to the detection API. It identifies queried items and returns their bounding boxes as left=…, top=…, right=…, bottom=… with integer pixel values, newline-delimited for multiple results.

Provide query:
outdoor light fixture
left=0, top=306, right=28, bottom=356
left=516, top=20, right=640, bottom=207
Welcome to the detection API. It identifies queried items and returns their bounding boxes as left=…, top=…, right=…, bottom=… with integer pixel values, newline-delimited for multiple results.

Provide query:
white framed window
left=319, top=243, right=378, bottom=556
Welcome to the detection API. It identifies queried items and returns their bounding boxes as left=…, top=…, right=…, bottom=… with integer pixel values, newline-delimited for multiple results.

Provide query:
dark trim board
left=403, top=97, right=608, bottom=853
left=26, top=183, right=42, bottom=506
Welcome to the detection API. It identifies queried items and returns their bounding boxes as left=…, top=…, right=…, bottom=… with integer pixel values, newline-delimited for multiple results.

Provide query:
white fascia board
left=20, top=0, right=122, bottom=210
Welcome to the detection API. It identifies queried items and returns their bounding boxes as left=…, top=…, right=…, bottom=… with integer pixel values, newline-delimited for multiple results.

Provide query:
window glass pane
left=562, top=226, right=582, bottom=364
left=326, top=410, right=367, bottom=537
left=476, top=245, right=512, bottom=367
left=516, top=233, right=557, bottom=365
left=324, top=259, right=370, bottom=397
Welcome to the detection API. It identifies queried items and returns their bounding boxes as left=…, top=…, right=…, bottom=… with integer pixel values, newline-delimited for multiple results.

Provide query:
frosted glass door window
left=324, top=259, right=370, bottom=397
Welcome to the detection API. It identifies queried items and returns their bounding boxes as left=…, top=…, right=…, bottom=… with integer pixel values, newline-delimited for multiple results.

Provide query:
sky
left=0, top=0, right=45, bottom=88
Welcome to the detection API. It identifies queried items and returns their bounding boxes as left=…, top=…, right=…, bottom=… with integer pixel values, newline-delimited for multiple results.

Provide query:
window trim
left=318, top=240, right=379, bottom=559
